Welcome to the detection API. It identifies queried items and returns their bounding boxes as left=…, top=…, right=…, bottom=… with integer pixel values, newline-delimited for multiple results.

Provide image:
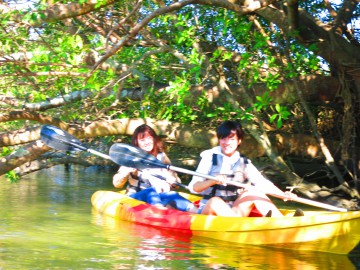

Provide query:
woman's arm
left=112, top=166, right=136, bottom=188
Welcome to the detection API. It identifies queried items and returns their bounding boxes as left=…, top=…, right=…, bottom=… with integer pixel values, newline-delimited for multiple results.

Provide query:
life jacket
left=126, top=152, right=169, bottom=194
left=203, top=153, right=249, bottom=202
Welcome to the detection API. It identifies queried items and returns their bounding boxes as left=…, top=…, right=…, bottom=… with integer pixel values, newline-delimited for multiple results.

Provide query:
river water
left=0, top=165, right=359, bottom=269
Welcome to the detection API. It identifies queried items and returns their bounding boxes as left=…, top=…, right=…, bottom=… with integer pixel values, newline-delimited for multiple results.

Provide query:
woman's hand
left=121, top=166, right=137, bottom=174
left=166, top=174, right=178, bottom=185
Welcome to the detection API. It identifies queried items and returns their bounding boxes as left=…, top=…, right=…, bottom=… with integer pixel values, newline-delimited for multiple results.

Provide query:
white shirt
left=188, top=146, right=277, bottom=195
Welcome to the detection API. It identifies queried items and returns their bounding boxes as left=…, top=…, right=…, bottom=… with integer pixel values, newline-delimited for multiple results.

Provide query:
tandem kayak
left=91, top=190, right=360, bottom=254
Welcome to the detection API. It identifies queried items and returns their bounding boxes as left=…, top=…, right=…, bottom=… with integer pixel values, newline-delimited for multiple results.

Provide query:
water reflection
left=92, top=210, right=359, bottom=270
left=92, top=211, right=193, bottom=269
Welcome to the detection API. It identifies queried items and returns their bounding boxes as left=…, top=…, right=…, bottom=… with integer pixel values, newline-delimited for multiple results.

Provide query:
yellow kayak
left=91, top=190, right=360, bottom=254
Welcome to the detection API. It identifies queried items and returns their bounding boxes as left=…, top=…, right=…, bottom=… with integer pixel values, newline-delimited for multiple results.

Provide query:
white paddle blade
left=109, top=143, right=168, bottom=170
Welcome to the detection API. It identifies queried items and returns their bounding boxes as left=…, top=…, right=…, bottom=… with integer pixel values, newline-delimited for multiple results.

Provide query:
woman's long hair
left=131, top=124, right=165, bottom=157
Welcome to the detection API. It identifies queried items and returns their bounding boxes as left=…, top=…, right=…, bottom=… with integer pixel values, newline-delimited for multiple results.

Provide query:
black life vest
left=204, top=153, right=249, bottom=202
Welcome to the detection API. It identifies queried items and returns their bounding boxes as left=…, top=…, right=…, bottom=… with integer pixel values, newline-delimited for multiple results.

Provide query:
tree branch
left=286, top=0, right=299, bottom=34
left=0, top=71, right=87, bottom=78
left=29, top=0, right=116, bottom=26
left=91, top=0, right=197, bottom=74
left=333, top=0, right=358, bottom=35
left=333, top=0, right=359, bottom=46
left=194, top=0, right=279, bottom=14
left=24, top=90, right=93, bottom=111
left=0, top=140, right=49, bottom=176
left=16, top=154, right=99, bottom=176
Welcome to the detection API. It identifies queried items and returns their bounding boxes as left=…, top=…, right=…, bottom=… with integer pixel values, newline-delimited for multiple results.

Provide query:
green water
left=0, top=165, right=359, bottom=269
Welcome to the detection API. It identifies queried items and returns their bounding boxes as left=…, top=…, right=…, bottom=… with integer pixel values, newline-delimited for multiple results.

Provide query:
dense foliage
left=0, top=0, right=359, bottom=205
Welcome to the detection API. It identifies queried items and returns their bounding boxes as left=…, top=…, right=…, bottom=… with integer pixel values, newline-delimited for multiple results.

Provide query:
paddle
left=109, top=143, right=348, bottom=212
left=40, top=125, right=189, bottom=190
left=40, top=125, right=111, bottom=160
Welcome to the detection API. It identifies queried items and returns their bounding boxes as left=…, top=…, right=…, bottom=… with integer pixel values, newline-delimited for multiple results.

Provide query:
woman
left=188, top=120, right=297, bottom=217
left=113, top=124, right=198, bottom=213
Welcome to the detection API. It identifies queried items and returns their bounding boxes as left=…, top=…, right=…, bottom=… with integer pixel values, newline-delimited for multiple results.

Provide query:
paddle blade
left=109, top=143, right=168, bottom=170
left=40, top=125, right=86, bottom=152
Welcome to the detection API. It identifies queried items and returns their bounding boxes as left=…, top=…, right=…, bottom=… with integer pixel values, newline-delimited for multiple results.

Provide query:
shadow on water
left=0, top=165, right=359, bottom=269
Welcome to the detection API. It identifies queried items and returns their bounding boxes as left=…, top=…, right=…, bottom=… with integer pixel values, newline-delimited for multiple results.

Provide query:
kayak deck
left=91, top=190, right=360, bottom=254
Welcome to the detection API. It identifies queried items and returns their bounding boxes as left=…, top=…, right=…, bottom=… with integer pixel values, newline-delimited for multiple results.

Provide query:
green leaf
left=269, top=114, right=277, bottom=123
left=275, top=103, right=281, bottom=112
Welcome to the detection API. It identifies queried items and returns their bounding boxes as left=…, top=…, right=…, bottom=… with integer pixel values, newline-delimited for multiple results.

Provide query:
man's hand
left=283, top=187, right=299, bottom=201
left=214, top=174, right=228, bottom=186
